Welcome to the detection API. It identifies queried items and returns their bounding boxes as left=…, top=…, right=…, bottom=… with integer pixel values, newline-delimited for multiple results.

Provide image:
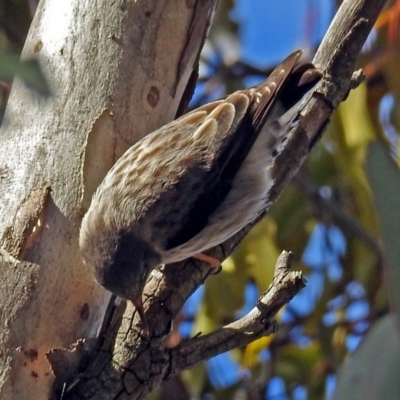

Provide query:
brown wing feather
left=164, top=51, right=305, bottom=249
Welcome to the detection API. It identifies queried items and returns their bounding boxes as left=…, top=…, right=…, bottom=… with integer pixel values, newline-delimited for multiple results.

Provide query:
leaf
left=271, top=184, right=315, bottom=256
left=236, top=217, right=280, bottom=291
left=182, top=363, right=208, bottom=398
left=198, top=256, right=247, bottom=327
left=243, top=336, right=274, bottom=369
left=366, top=141, right=400, bottom=314
left=273, top=342, right=322, bottom=383
left=327, top=85, right=381, bottom=290
left=333, top=84, right=377, bottom=235
left=0, top=50, right=51, bottom=96
left=333, top=314, right=400, bottom=400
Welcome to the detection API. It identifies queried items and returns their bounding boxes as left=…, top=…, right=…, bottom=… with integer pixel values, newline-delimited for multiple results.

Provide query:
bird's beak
left=131, top=296, right=149, bottom=335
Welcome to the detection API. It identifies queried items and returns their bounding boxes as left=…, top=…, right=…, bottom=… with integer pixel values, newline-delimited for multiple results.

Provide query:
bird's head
left=79, top=215, right=161, bottom=331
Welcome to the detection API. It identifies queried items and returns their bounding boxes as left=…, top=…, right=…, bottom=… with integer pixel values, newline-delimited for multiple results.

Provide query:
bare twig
left=167, top=251, right=305, bottom=376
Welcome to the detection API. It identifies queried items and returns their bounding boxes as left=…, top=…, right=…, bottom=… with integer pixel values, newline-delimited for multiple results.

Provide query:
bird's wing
left=140, top=51, right=320, bottom=250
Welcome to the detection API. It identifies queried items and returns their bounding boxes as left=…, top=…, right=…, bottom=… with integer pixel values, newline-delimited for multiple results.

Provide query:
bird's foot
left=193, top=253, right=221, bottom=267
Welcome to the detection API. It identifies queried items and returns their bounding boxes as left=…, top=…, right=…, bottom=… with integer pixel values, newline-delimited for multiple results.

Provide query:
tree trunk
left=0, top=0, right=217, bottom=398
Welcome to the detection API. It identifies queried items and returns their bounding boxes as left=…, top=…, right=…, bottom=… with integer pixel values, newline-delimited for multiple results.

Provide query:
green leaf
left=333, top=314, right=400, bottom=400
left=274, top=342, right=322, bottom=382
left=366, top=142, right=400, bottom=314
left=0, top=50, right=51, bottom=96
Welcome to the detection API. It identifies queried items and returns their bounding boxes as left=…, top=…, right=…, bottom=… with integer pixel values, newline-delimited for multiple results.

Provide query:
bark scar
left=1, top=180, right=51, bottom=259
left=80, top=109, right=117, bottom=213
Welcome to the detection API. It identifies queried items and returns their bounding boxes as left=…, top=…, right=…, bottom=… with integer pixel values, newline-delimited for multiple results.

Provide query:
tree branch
left=168, top=251, right=305, bottom=376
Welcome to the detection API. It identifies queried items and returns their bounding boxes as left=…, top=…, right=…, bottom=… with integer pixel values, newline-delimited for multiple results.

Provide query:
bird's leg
left=193, top=253, right=221, bottom=267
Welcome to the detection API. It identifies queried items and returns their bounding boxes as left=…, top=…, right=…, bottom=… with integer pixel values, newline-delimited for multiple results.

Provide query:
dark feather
left=165, top=51, right=321, bottom=249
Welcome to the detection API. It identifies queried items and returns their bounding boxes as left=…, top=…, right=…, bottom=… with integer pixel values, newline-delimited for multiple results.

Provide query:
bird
left=79, top=50, right=322, bottom=330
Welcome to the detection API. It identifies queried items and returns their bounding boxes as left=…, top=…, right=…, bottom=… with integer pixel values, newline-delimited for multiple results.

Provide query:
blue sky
left=233, top=0, right=334, bottom=66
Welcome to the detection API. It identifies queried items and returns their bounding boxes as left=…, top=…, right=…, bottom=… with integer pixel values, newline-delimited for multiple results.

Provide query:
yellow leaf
left=243, top=335, right=274, bottom=369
